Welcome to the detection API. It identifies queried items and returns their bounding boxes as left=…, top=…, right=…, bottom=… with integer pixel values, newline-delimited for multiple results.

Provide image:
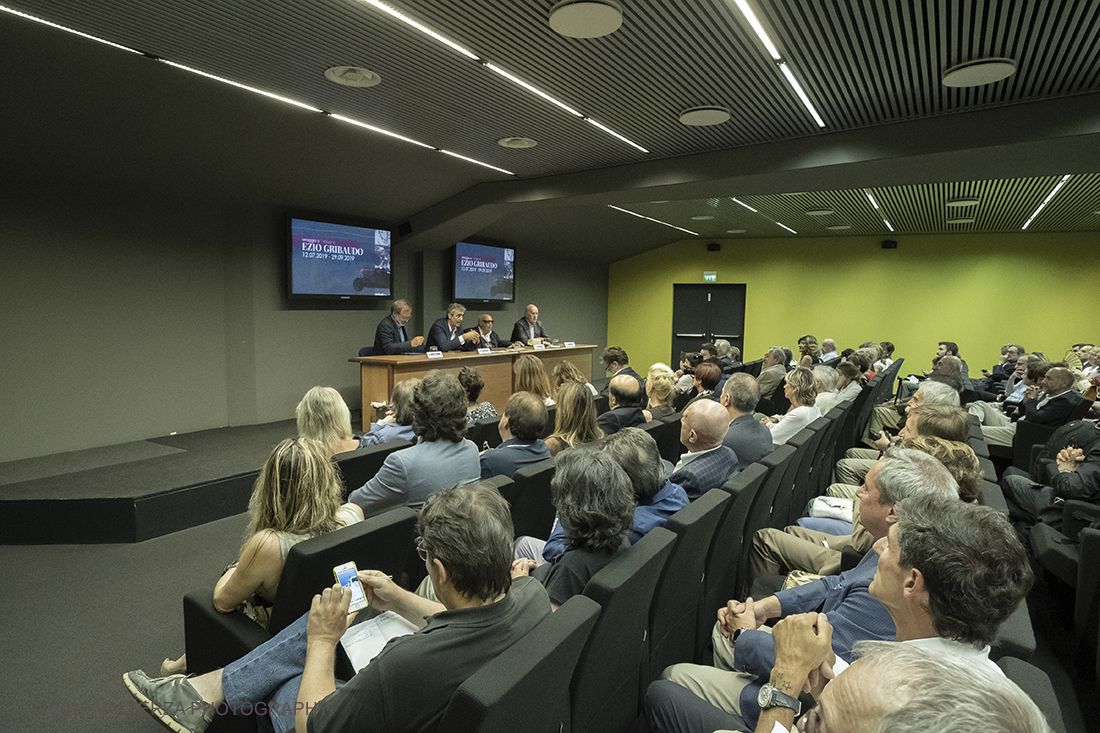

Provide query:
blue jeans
left=220, top=612, right=346, bottom=733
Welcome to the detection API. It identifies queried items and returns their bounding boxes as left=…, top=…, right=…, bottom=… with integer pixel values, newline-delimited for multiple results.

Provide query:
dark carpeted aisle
left=1, top=512, right=247, bottom=733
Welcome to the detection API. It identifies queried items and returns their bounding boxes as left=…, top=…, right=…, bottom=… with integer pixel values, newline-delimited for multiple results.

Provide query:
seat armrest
left=183, top=586, right=272, bottom=674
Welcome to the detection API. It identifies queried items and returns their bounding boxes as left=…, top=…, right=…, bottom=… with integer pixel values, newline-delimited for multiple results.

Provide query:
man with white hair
left=646, top=448, right=958, bottom=732
left=645, top=492, right=1041, bottom=733
left=755, top=347, right=789, bottom=399
left=819, top=338, right=839, bottom=365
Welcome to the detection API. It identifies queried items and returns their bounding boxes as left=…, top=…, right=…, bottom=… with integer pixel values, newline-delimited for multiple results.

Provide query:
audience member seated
left=980, top=343, right=1024, bottom=392
left=358, top=379, right=419, bottom=446
left=599, top=345, right=644, bottom=396
left=126, top=481, right=551, bottom=733
left=928, top=340, right=970, bottom=381
left=846, top=349, right=874, bottom=380
left=812, top=365, right=841, bottom=416
left=479, top=392, right=550, bottom=479
left=513, top=354, right=555, bottom=406
left=532, top=428, right=688, bottom=563
left=544, top=381, right=604, bottom=456
left=756, top=347, right=789, bottom=398
left=819, top=337, right=840, bottom=364
left=1002, top=442, right=1100, bottom=529
left=683, top=361, right=722, bottom=407
left=715, top=339, right=741, bottom=373
left=649, top=448, right=959, bottom=733
left=835, top=360, right=866, bottom=403
left=597, top=373, right=648, bottom=436
left=346, top=370, right=479, bottom=518
left=647, top=492, right=1035, bottom=733
left=833, top=403, right=971, bottom=495
left=643, top=363, right=678, bottom=420
left=856, top=343, right=882, bottom=378
left=796, top=334, right=821, bottom=367
left=866, top=380, right=959, bottom=446
left=295, top=386, right=362, bottom=456
left=719, top=373, right=774, bottom=471
left=761, top=367, right=820, bottom=446
left=511, top=447, right=634, bottom=609
left=753, top=437, right=980, bottom=588
left=551, top=359, right=598, bottom=396
left=674, top=351, right=703, bottom=394
left=159, top=437, right=362, bottom=676
left=874, top=340, right=895, bottom=372
left=669, top=399, right=737, bottom=499
left=458, top=366, right=497, bottom=426
left=425, top=302, right=480, bottom=352
left=982, top=366, right=1082, bottom=447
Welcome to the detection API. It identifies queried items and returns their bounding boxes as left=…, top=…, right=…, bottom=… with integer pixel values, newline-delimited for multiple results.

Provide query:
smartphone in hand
left=333, top=561, right=369, bottom=613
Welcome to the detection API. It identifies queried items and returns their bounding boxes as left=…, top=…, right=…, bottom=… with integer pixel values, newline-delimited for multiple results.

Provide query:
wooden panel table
left=349, top=345, right=597, bottom=431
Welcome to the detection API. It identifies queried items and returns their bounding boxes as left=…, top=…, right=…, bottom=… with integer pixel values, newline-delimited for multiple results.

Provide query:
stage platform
left=0, top=416, right=319, bottom=545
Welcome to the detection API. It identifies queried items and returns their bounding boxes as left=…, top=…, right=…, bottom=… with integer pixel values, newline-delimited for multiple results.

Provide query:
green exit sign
left=703, top=271, right=717, bottom=282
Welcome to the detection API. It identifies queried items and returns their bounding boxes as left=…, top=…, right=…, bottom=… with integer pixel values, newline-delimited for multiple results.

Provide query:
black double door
left=671, top=284, right=747, bottom=365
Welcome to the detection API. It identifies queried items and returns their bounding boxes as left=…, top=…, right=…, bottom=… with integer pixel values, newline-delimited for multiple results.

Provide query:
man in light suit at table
left=511, top=303, right=549, bottom=345
left=373, top=298, right=425, bottom=354
left=426, top=303, right=480, bottom=352
left=346, top=370, right=480, bottom=519
left=463, top=313, right=519, bottom=350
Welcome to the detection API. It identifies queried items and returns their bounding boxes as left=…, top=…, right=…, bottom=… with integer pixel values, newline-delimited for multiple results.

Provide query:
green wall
left=608, top=232, right=1099, bottom=373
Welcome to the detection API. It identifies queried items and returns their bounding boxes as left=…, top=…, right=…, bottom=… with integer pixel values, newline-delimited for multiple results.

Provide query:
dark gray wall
left=0, top=182, right=608, bottom=462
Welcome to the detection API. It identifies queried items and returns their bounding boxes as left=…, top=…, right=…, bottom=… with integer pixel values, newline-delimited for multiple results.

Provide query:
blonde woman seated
left=359, top=378, right=419, bottom=445
left=812, top=364, right=841, bottom=415
left=159, top=437, right=361, bottom=676
left=544, top=381, right=604, bottom=456
left=515, top=354, right=555, bottom=406
left=643, top=363, right=677, bottom=420
left=760, top=366, right=820, bottom=445
left=552, top=360, right=599, bottom=396
left=295, top=386, right=361, bottom=456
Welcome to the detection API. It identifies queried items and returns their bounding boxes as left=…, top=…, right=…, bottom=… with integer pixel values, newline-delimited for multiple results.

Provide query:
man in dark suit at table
left=511, top=303, right=549, bottom=345
left=463, top=313, right=518, bottom=350
left=426, top=303, right=481, bottom=352
left=373, top=298, right=425, bottom=355
left=480, top=392, right=551, bottom=479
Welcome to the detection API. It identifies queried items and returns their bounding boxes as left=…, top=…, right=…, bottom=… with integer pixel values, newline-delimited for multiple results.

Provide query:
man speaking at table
left=426, top=303, right=480, bottom=352
left=511, top=303, right=549, bottom=346
left=463, top=313, right=518, bottom=350
left=373, top=299, right=425, bottom=354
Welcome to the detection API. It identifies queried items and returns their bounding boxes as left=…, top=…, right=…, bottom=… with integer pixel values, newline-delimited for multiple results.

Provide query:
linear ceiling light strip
left=2, top=6, right=512, bottom=175
left=865, top=191, right=894, bottom=231
left=1022, top=175, right=1071, bottom=229
left=1, top=4, right=142, bottom=54
left=360, top=0, right=646, bottom=152
left=732, top=0, right=826, bottom=127
left=608, top=206, right=698, bottom=235
left=731, top=197, right=758, bottom=212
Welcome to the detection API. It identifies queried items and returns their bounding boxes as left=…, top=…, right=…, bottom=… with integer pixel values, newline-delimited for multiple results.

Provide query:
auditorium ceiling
left=3, top=0, right=1099, bottom=261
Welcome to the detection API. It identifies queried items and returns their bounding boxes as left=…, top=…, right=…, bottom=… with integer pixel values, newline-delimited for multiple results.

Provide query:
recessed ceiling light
left=650, top=200, right=669, bottom=204
left=946, top=217, right=976, bottom=224
left=726, top=229, right=747, bottom=234
left=497, top=136, right=537, bottom=148
left=324, top=66, right=381, bottom=87
left=827, top=225, right=852, bottom=230
left=679, top=106, right=731, bottom=126
left=548, top=0, right=622, bottom=38
left=942, top=58, right=1016, bottom=87
left=691, top=215, right=715, bottom=221
left=781, top=192, right=808, bottom=196
left=806, top=209, right=834, bottom=216
left=946, top=197, right=980, bottom=208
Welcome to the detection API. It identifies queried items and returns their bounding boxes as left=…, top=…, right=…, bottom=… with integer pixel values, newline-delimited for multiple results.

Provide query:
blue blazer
left=359, top=421, right=416, bottom=446
left=425, top=317, right=466, bottom=352
left=348, top=437, right=480, bottom=517
left=668, top=446, right=738, bottom=500
left=479, top=438, right=550, bottom=479
left=723, top=414, right=774, bottom=471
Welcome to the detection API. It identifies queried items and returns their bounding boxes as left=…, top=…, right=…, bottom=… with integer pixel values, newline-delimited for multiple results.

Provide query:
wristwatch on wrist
left=758, top=682, right=801, bottom=715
